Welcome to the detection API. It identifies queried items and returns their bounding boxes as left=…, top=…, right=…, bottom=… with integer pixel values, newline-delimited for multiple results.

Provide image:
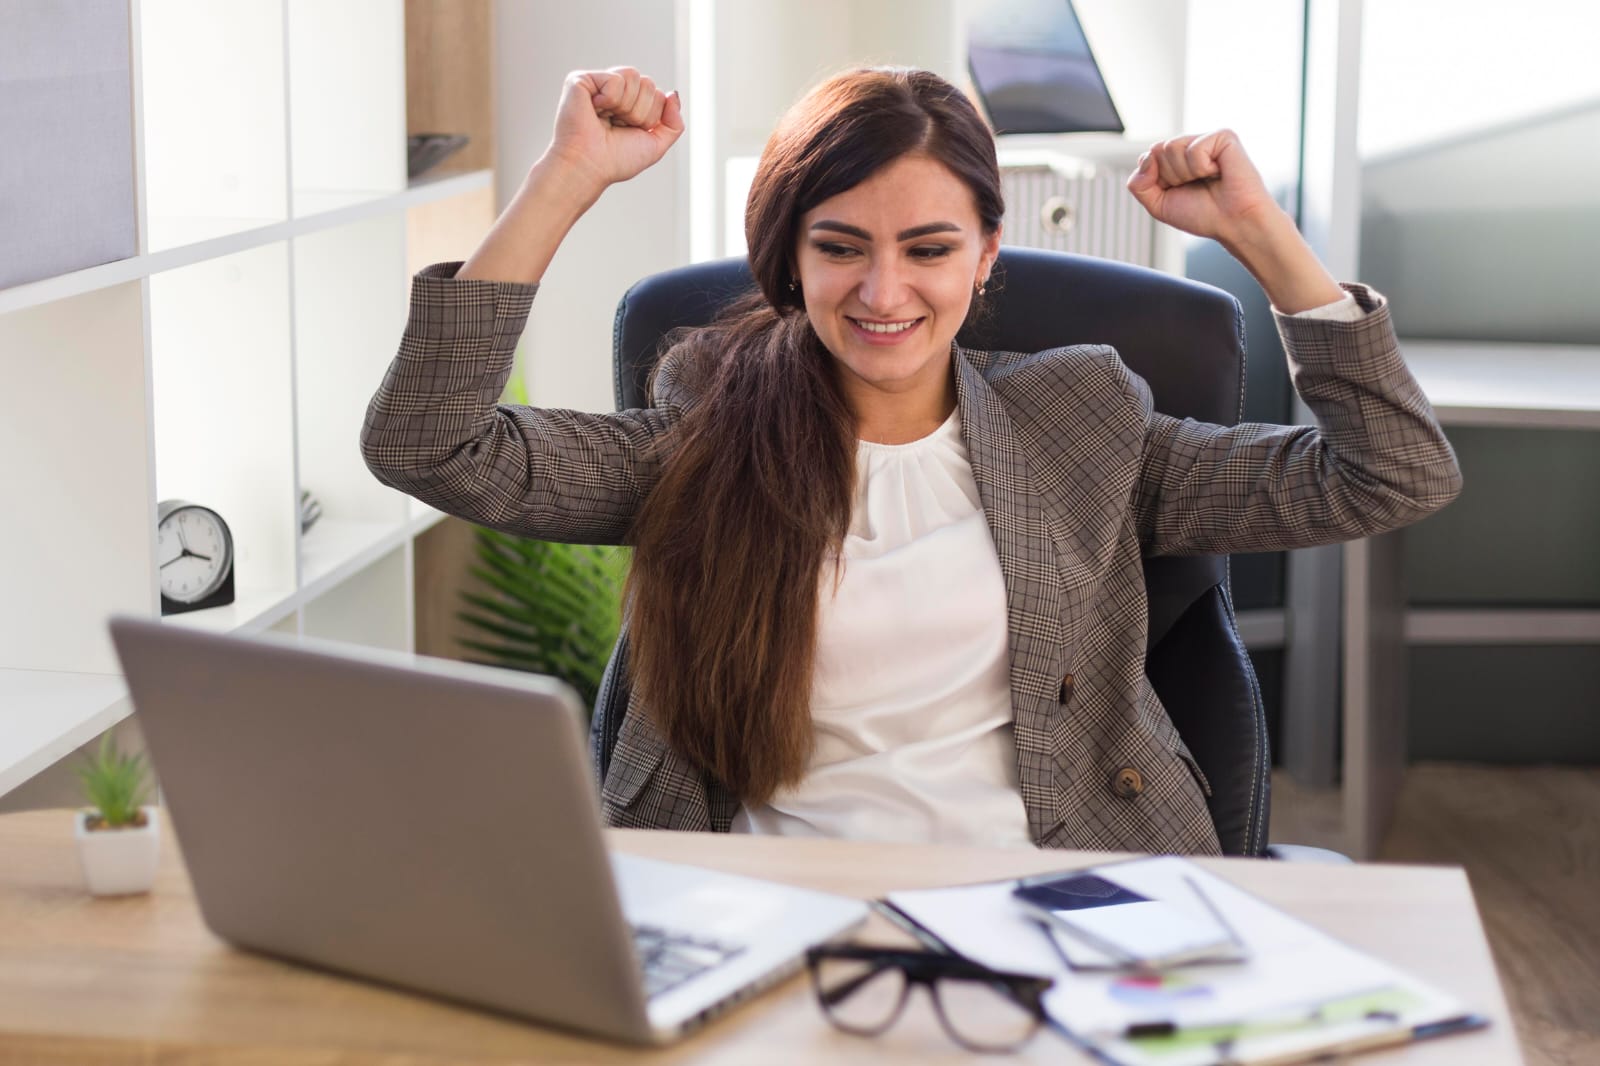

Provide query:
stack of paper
left=883, top=856, right=1483, bottom=1066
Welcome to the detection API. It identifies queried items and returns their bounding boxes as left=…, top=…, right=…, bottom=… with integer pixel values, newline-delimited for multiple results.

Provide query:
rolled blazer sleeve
left=1132, top=283, right=1463, bottom=557
left=360, top=263, right=681, bottom=545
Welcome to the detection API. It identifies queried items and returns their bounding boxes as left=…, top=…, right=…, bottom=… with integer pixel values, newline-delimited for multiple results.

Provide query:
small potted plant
left=74, top=732, right=160, bottom=896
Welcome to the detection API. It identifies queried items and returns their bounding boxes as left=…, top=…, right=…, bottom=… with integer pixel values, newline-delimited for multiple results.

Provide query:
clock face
left=157, top=506, right=233, bottom=605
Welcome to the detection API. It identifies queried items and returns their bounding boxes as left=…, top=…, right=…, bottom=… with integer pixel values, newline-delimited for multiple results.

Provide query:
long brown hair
left=625, top=68, right=1004, bottom=804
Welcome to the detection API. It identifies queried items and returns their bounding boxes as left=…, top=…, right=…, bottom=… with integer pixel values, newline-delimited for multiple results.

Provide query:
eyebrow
left=809, top=220, right=963, bottom=241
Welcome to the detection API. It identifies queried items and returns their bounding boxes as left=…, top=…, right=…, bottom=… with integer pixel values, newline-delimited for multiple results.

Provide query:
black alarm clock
left=157, top=499, right=236, bottom=615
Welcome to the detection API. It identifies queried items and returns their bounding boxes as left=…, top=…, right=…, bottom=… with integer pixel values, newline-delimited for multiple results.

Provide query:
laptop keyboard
left=631, top=923, right=745, bottom=999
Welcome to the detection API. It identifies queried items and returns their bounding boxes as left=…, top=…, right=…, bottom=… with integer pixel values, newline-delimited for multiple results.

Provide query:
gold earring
left=976, top=279, right=987, bottom=296
left=789, top=278, right=799, bottom=292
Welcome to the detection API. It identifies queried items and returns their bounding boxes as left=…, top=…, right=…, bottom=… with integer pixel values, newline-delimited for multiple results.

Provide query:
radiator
left=999, top=163, right=1155, bottom=267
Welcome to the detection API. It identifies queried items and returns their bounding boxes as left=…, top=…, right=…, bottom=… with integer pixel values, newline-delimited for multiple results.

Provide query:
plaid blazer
left=363, top=263, right=1461, bottom=855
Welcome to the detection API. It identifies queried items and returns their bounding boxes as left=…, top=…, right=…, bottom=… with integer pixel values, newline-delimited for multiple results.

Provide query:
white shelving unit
left=0, top=0, right=495, bottom=798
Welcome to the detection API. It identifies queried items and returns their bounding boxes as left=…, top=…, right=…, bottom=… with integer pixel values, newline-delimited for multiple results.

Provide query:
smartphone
left=1012, top=871, right=1247, bottom=970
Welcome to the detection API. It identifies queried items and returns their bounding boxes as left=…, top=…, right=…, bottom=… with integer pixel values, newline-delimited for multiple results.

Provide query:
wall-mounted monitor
left=967, top=0, right=1123, bottom=136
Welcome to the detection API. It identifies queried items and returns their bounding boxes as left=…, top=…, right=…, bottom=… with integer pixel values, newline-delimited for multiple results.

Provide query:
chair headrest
left=612, top=247, right=1246, bottom=427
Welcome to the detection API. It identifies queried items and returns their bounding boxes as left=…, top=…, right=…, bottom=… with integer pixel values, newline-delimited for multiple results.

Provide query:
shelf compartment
left=293, top=214, right=410, bottom=541
left=303, top=545, right=411, bottom=652
left=138, top=0, right=289, bottom=252
left=300, top=518, right=414, bottom=601
left=0, top=0, right=138, bottom=290
left=404, top=0, right=494, bottom=183
left=405, top=181, right=496, bottom=276
left=287, top=0, right=407, bottom=220
left=162, top=583, right=300, bottom=636
left=149, top=243, right=297, bottom=627
left=0, top=171, right=493, bottom=316
left=0, top=669, right=130, bottom=797
left=0, top=283, right=155, bottom=673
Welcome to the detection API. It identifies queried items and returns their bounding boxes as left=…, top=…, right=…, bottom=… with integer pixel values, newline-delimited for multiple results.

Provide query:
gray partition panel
left=1361, top=208, right=1600, bottom=345
left=1404, top=427, right=1600, bottom=606
left=0, top=0, right=137, bottom=289
left=1409, top=646, right=1600, bottom=763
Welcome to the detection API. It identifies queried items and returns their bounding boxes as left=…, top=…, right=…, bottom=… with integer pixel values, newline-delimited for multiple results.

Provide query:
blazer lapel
left=953, top=348, right=1066, bottom=844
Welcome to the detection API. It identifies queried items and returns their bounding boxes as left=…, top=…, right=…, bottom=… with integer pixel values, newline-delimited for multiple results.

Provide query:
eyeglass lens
left=812, top=954, right=1042, bottom=1051
left=931, top=975, right=1042, bottom=1051
left=811, top=954, right=910, bottom=1033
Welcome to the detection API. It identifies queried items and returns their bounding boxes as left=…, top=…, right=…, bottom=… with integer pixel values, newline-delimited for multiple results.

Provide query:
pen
left=1121, top=1006, right=1329, bottom=1040
left=1412, top=1012, right=1490, bottom=1040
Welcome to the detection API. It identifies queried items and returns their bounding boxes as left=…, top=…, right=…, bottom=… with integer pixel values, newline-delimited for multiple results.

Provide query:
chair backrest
left=601, top=247, right=1271, bottom=856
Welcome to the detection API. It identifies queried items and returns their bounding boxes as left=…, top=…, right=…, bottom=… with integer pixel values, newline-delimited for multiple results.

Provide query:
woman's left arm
left=1126, top=129, right=1343, bottom=313
left=1122, top=131, right=1463, bottom=555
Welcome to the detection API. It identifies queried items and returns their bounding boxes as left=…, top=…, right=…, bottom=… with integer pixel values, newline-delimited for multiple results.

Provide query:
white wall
left=1070, top=0, right=1188, bottom=142
left=1181, top=0, right=1304, bottom=194
left=710, top=0, right=964, bottom=256
left=1359, top=0, right=1600, bottom=159
left=1357, top=0, right=1600, bottom=215
left=492, top=0, right=688, bottom=412
left=1364, top=104, right=1600, bottom=214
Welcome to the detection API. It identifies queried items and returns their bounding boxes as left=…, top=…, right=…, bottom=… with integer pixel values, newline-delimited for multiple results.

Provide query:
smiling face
left=795, top=153, right=1000, bottom=439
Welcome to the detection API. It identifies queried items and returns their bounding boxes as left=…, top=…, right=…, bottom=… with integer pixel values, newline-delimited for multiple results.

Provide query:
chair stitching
left=611, top=289, right=633, bottom=411
left=1230, top=299, right=1248, bottom=424
left=1221, top=563, right=1268, bottom=856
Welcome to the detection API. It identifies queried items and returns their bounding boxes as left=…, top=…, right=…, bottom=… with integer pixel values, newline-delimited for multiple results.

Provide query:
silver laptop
left=108, top=616, right=866, bottom=1044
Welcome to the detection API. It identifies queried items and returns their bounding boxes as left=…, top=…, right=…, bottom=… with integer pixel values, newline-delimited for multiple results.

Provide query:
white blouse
left=728, top=295, right=1363, bottom=847
left=731, top=407, right=1034, bottom=847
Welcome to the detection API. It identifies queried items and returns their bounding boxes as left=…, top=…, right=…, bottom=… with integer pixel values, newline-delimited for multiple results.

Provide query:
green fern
left=458, top=529, right=628, bottom=718
left=77, top=733, right=152, bottom=828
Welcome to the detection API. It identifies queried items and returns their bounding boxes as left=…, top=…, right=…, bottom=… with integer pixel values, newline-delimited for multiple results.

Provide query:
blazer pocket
left=1137, top=686, right=1214, bottom=798
left=600, top=709, right=668, bottom=814
left=1169, top=740, right=1213, bottom=798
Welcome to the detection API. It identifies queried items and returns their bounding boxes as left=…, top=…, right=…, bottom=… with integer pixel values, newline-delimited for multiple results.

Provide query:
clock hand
left=175, top=524, right=192, bottom=553
left=160, top=554, right=184, bottom=569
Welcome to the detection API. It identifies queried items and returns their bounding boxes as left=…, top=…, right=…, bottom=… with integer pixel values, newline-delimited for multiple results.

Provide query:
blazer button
left=1059, top=673, right=1076, bottom=702
left=1111, top=767, right=1145, bottom=799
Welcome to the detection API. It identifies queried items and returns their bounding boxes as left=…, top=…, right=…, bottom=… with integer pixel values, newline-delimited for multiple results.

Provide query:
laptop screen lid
left=107, top=615, right=654, bottom=1041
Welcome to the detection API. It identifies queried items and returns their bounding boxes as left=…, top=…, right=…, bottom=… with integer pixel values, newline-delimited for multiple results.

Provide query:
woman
left=362, top=66, right=1460, bottom=855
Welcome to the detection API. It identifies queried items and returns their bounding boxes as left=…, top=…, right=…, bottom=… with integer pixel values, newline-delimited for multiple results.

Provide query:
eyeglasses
left=805, top=944, right=1054, bottom=1053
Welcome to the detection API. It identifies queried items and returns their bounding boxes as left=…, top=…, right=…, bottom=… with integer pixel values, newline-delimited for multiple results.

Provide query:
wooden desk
left=0, top=810, right=1522, bottom=1064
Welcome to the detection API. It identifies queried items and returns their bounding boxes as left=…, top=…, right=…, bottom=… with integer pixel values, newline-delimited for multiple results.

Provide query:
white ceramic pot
left=74, top=806, right=160, bottom=896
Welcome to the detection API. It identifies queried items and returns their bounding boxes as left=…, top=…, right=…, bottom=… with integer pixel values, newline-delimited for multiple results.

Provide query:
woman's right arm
left=459, top=67, right=682, bottom=285
left=360, top=69, right=684, bottom=545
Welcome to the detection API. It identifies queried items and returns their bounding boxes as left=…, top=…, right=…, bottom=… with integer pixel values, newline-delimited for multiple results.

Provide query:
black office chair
left=594, top=247, right=1273, bottom=856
